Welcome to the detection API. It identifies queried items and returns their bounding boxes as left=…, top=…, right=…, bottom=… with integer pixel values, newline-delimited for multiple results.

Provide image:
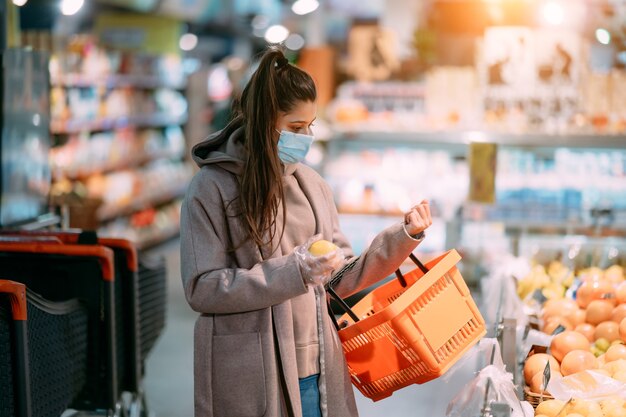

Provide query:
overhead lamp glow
left=596, top=28, right=611, bottom=45
left=179, top=33, right=198, bottom=51
left=292, top=0, right=319, bottom=15
left=251, top=15, right=270, bottom=30
left=264, top=25, right=289, bottom=44
left=285, top=33, right=305, bottom=51
left=60, top=0, right=84, bottom=15
left=541, top=1, right=564, bottom=26
left=12, top=0, right=28, bottom=6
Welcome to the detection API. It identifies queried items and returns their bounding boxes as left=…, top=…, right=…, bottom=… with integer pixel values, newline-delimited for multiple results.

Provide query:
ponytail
left=233, top=48, right=316, bottom=251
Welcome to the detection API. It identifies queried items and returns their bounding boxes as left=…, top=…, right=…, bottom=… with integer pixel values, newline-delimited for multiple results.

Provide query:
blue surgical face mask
left=276, top=130, right=314, bottom=165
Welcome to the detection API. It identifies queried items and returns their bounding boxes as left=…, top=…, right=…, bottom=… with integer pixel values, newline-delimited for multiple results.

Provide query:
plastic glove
left=294, top=234, right=346, bottom=286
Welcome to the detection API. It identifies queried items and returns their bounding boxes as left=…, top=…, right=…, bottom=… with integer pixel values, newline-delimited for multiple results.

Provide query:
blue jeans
left=299, top=374, right=321, bottom=417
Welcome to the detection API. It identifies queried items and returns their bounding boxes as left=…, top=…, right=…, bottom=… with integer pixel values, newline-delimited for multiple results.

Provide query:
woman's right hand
left=404, top=200, right=432, bottom=237
left=294, top=235, right=345, bottom=286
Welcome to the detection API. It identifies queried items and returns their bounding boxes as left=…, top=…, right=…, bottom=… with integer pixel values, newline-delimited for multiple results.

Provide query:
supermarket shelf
left=330, top=129, right=626, bottom=149
left=51, top=73, right=187, bottom=90
left=51, top=113, right=188, bottom=135
left=98, top=186, right=187, bottom=222
left=14, top=213, right=62, bottom=231
left=52, top=150, right=185, bottom=181
left=500, top=219, right=626, bottom=235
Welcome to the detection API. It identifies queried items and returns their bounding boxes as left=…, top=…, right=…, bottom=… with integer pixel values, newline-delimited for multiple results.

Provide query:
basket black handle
left=326, top=253, right=429, bottom=328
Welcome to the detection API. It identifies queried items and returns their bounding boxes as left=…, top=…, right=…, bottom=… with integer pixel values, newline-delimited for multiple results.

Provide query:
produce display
left=534, top=397, right=626, bottom=417
left=518, top=263, right=626, bottom=416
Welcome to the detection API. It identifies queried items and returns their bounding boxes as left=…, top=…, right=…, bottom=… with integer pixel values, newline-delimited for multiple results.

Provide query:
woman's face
left=275, top=100, right=317, bottom=136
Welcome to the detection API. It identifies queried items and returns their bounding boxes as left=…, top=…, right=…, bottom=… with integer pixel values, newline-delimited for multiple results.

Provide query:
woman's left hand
left=404, top=200, right=432, bottom=236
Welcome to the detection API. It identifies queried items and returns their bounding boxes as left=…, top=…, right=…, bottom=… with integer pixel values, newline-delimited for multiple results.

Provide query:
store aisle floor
left=143, top=239, right=195, bottom=417
left=141, top=239, right=479, bottom=417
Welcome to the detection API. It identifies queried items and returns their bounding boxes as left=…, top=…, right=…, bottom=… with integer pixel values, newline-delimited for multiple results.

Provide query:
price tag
left=532, top=288, right=547, bottom=304
left=527, top=345, right=548, bottom=357
left=542, top=360, right=551, bottom=392
left=551, top=324, right=566, bottom=336
left=528, top=315, right=541, bottom=330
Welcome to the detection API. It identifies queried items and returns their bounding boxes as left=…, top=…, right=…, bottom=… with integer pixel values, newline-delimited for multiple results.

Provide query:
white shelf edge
left=330, top=129, right=626, bottom=149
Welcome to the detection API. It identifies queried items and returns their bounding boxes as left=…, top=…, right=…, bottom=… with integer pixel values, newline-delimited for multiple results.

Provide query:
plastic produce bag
left=518, top=329, right=553, bottom=365
left=480, top=254, right=530, bottom=329
left=547, top=370, right=626, bottom=401
left=445, top=338, right=534, bottom=417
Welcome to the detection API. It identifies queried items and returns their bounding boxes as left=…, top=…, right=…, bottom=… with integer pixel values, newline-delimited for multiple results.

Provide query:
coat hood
left=191, top=120, right=246, bottom=175
left=191, top=120, right=298, bottom=177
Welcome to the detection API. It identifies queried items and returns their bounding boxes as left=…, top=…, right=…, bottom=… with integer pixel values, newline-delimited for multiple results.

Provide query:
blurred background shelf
left=51, top=73, right=187, bottom=90
left=330, top=129, right=626, bottom=150
left=97, top=186, right=188, bottom=222
left=51, top=113, right=188, bottom=135
left=52, top=149, right=185, bottom=181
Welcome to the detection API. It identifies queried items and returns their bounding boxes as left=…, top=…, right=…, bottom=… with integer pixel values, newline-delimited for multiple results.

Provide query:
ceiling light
left=179, top=33, right=198, bottom=51
left=12, top=0, right=28, bottom=6
left=60, top=0, right=84, bottom=15
left=265, top=25, right=289, bottom=44
left=251, top=15, right=270, bottom=29
left=596, top=28, right=611, bottom=45
left=292, top=0, right=319, bottom=16
left=541, top=1, right=564, bottom=26
left=285, top=33, right=305, bottom=51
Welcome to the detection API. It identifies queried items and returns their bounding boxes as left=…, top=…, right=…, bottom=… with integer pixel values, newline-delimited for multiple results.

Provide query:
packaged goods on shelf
left=582, top=70, right=626, bottom=133
left=50, top=87, right=187, bottom=133
left=49, top=35, right=186, bottom=89
left=323, top=133, right=626, bottom=236
left=425, top=66, right=480, bottom=130
left=489, top=149, right=626, bottom=225
left=98, top=199, right=183, bottom=250
left=330, top=27, right=626, bottom=135
left=328, top=81, right=428, bottom=131
left=84, top=160, right=194, bottom=222
left=324, top=147, right=468, bottom=220
left=50, top=126, right=185, bottom=179
left=47, top=34, right=190, bottom=247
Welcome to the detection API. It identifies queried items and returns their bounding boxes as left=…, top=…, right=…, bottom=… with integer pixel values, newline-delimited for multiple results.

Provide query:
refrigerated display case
left=0, top=48, right=53, bottom=228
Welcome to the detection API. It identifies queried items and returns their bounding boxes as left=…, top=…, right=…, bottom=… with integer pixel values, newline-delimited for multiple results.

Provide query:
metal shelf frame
left=329, top=130, right=626, bottom=150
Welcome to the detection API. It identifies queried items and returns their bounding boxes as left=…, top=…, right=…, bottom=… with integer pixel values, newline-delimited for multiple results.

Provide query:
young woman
left=180, top=48, right=432, bottom=417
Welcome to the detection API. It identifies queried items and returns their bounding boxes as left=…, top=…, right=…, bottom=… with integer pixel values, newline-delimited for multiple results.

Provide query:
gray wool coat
left=180, top=123, right=421, bottom=417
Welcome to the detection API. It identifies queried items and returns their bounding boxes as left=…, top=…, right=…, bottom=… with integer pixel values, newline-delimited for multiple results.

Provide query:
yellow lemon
left=308, top=240, right=338, bottom=257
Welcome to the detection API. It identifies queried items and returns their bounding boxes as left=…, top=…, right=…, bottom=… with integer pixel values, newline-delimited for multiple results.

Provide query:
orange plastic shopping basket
left=327, top=250, right=486, bottom=401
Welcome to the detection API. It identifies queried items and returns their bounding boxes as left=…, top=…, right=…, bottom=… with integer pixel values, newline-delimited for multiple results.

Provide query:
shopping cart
left=0, top=279, right=89, bottom=417
left=0, top=239, right=119, bottom=414
left=327, top=250, right=486, bottom=401
left=0, top=230, right=166, bottom=417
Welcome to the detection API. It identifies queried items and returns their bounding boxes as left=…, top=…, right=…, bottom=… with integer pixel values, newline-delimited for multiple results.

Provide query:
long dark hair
left=231, top=48, right=316, bottom=251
